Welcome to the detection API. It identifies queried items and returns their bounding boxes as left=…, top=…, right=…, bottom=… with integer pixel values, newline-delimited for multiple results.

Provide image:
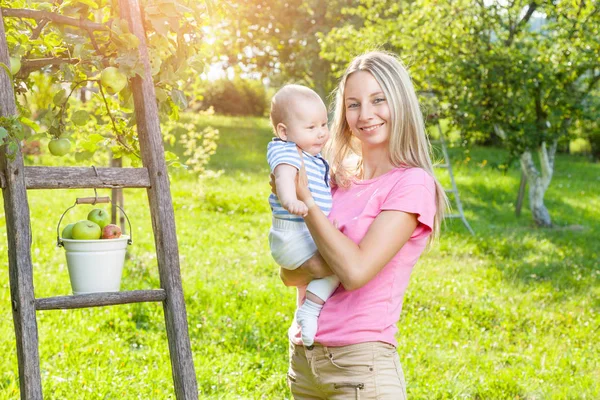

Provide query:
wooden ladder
left=432, top=121, right=475, bottom=235
left=0, top=1, right=198, bottom=398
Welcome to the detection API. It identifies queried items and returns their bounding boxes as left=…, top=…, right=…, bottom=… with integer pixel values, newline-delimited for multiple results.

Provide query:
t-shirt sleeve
left=267, top=142, right=302, bottom=172
left=380, top=175, right=436, bottom=238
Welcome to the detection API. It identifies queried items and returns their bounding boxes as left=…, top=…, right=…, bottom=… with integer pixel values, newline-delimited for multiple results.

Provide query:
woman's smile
left=359, top=123, right=384, bottom=132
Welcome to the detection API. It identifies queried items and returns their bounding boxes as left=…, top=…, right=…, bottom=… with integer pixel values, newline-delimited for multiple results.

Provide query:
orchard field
left=0, top=114, right=598, bottom=399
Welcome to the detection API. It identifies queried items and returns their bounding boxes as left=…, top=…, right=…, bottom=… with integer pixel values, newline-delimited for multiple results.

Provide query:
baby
left=267, top=85, right=340, bottom=347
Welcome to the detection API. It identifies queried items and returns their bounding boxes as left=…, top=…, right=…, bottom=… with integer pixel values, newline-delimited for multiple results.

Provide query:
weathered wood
left=0, top=9, right=44, bottom=399
left=120, top=0, right=198, bottom=398
left=110, top=157, right=126, bottom=230
left=0, top=166, right=151, bottom=189
left=35, top=290, right=166, bottom=310
left=76, top=196, right=110, bottom=204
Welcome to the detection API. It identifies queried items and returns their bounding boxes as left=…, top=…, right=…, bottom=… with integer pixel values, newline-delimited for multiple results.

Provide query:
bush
left=199, top=78, right=268, bottom=117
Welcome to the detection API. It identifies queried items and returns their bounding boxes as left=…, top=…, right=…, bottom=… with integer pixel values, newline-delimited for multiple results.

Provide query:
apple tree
left=0, top=0, right=221, bottom=172
left=321, top=0, right=600, bottom=227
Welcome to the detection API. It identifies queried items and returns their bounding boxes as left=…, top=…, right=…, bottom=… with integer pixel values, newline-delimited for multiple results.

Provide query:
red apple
left=102, top=224, right=122, bottom=239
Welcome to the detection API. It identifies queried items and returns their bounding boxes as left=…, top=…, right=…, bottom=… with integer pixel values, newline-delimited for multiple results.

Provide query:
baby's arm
left=273, top=164, right=309, bottom=216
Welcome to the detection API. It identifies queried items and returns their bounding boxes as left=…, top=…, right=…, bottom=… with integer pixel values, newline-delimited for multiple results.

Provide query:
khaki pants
left=287, top=341, right=407, bottom=399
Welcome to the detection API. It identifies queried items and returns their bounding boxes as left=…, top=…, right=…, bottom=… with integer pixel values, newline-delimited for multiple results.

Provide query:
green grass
left=0, top=115, right=598, bottom=399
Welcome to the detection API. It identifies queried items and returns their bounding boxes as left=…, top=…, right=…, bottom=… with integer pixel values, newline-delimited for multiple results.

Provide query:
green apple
left=61, top=223, right=75, bottom=239
left=48, top=138, right=71, bottom=156
left=100, top=67, right=128, bottom=95
left=9, top=56, right=21, bottom=76
left=87, top=208, right=110, bottom=229
left=71, top=220, right=101, bottom=240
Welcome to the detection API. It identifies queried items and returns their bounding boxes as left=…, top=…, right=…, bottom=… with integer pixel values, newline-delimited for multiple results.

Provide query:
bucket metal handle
left=56, top=196, right=133, bottom=247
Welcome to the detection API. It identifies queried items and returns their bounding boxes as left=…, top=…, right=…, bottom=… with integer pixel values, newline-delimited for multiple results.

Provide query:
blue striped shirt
left=267, top=139, right=332, bottom=222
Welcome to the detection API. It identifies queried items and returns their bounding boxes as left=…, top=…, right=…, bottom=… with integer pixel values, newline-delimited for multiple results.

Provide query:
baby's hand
left=283, top=199, right=309, bottom=216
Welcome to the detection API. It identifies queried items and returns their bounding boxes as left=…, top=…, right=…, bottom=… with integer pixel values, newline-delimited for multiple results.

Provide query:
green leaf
left=170, top=89, right=188, bottom=110
left=155, top=88, right=169, bottom=102
left=75, top=151, right=94, bottom=161
left=80, top=140, right=97, bottom=152
left=71, top=110, right=89, bottom=126
left=7, top=141, right=19, bottom=155
left=89, top=133, right=106, bottom=144
left=53, top=89, right=67, bottom=106
left=20, top=117, right=40, bottom=132
left=0, top=127, right=8, bottom=141
left=164, top=151, right=178, bottom=162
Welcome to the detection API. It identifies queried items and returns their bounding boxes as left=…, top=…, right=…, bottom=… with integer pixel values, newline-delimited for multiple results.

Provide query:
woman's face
left=344, top=70, right=391, bottom=149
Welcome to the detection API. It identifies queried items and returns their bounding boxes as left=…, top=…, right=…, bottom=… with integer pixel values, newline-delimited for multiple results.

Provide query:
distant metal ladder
left=432, top=121, right=474, bottom=235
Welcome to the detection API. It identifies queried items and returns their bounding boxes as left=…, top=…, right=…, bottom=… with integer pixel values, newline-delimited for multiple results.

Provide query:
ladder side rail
left=0, top=11, right=43, bottom=399
left=110, top=157, right=126, bottom=231
left=436, top=122, right=475, bottom=235
left=119, top=0, right=198, bottom=398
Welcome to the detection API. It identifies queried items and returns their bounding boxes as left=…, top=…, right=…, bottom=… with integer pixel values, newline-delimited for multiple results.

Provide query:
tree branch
left=1, top=8, right=108, bottom=32
left=538, top=139, right=557, bottom=191
left=17, top=57, right=79, bottom=77
left=505, top=2, right=537, bottom=46
left=520, top=150, right=539, bottom=184
left=86, top=28, right=101, bottom=55
left=586, top=73, right=600, bottom=93
left=31, top=18, right=49, bottom=40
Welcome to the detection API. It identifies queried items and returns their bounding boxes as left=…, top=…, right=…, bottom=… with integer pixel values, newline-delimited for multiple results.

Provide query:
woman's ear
left=276, top=123, right=288, bottom=140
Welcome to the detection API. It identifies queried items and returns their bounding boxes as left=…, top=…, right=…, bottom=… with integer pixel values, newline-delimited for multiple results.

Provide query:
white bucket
left=62, top=235, right=130, bottom=295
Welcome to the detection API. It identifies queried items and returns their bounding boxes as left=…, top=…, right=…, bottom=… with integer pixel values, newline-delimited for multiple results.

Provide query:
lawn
left=0, top=114, right=598, bottom=399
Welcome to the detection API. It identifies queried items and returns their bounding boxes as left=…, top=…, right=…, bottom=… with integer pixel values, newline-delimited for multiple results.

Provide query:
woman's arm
left=303, top=205, right=417, bottom=291
left=279, top=252, right=334, bottom=287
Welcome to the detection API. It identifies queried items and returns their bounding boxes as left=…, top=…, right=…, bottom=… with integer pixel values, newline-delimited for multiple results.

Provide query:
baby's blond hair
left=270, top=84, right=323, bottom=137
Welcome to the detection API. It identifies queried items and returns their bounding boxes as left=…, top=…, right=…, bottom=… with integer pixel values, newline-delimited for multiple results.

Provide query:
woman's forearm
left=302, top=204, right=364, bottom=289
left=303, top=203, right=417, bottom=291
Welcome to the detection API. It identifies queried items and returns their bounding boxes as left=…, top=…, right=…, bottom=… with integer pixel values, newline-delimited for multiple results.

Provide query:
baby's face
left=283, top=97, right=329, bottom=156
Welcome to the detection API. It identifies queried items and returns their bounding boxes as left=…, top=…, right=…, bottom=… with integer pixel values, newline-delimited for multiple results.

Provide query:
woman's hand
left=295, top=158, right=314, bottom=204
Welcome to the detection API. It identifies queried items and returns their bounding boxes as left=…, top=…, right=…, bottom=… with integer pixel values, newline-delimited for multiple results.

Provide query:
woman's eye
left=374, top=98, right=386, bottom=104
left=308, top=126, right=315, bottom=129
left=347, top=103, right=359, bottom=109
left=321, top=123, right=327, bottom=127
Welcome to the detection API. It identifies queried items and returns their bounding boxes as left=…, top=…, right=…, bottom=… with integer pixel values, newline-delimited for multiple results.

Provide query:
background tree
left=210, top=0, right=360, bottom=99
left=322, top=0, right=600, bottom=227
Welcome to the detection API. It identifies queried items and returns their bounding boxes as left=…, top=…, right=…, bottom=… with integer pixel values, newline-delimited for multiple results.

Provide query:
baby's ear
left=276, top=123, right=287, bottom=140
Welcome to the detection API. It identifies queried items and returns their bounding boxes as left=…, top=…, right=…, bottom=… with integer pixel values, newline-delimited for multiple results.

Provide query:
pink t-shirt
left=289, top=167, right=437, bottom=347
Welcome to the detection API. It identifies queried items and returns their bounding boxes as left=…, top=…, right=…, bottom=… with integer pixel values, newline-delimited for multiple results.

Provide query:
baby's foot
left=295, top=300, right=323, bottom=347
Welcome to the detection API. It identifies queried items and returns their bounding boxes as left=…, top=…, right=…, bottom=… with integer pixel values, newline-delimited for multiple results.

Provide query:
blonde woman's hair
left=326, top=51, right=448, bottom=244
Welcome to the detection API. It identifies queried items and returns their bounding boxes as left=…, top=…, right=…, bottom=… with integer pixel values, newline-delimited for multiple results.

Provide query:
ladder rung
left=0, top=166, right=151, bottom=190
left=35, top=289, right=166, bottom=310
left=446, top=214, right=462, bottom=219
left=444, top=188, right=457, bottom=193
left=435, top=164, right=450, bottom=168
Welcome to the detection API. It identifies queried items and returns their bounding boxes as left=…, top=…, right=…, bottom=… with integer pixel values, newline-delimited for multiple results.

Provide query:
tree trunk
left=519, top=139, right=558, bottom=227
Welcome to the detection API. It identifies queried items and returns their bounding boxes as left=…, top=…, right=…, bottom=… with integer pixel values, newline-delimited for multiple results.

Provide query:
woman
left=278, top=51, right=447, bottom=399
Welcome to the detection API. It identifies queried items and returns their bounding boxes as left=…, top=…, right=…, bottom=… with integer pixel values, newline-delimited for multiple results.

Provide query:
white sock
left=295, top=299, right=323, bottom=347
